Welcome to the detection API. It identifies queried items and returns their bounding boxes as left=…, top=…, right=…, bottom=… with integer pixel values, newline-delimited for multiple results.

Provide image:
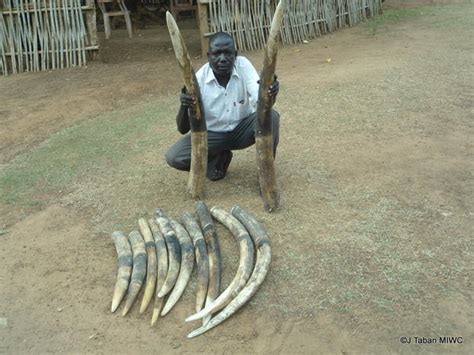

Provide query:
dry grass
left=1, top=3, right=472, bottom=346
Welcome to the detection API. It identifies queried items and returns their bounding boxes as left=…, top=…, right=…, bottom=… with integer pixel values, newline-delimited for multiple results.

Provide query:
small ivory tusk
left=161, top=219, right=195, bottom=316
left=111, top=231, right=132, bottom=313
left=195, top=201, right=222, bottom=326
left=122, top=230, right=147, bottom=316
left=148, top=218, right=169, bottom=326
left=138, top=218, right=157, bottom=314
left=181, top=211, right=209, bottom=314
left=155, top=209, right=181, bottom=298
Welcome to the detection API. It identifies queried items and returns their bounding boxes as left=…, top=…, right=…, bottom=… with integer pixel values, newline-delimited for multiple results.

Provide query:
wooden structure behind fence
left=0, top=0, right=98, bottom=75
left=1, top=1, right=383, bottom=75
left=197, top=0, right=382, bottom=53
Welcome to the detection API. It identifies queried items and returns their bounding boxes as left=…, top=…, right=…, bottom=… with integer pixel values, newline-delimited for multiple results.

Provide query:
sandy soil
left=1, top=1, right=473, bottom=354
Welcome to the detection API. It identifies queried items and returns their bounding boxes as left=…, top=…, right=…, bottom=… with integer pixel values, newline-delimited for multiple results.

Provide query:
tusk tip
left=160, top=308, right=169, bottom=317
left=185, top=311, right=205, bottom=322
left=185, top=315, right=198, bottom=322
left=187, top=328, right=204, bottom=338
left=151, top=311, right=159, bottom=326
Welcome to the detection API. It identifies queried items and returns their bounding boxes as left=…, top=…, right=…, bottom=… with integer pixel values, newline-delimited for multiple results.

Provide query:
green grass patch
left=362, top=3, right=474, bottom=35
left=363, top=6, right=436, bottom=35
left=0, top=97, right=176, bottom=208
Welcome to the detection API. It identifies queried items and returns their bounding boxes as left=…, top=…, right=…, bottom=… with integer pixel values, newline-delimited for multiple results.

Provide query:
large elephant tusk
left=161, top=219, right=195, bottom=316
left=111, top=231, right=132, bottom=313
left=122, top=230, right=147, bottom=316
left=195, top=201, right=222, bottom=325
left=187, top=205, right=272, bottom=338
left=155, top=209, right=181, bottom=298
left=185, top=206, right=254, bottom=323
left=148, top=218, right=168, bottom=326
left=256, top=0, right=286, bottom=212
left=181, top=211, right=209, bottom=314
left=138, top=218, right=157, bottom=314
left=166, top=11, right=207, bottom=199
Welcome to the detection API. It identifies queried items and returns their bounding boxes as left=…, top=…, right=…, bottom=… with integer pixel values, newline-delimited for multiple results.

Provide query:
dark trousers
left=165, top=110, right=280, bottom=179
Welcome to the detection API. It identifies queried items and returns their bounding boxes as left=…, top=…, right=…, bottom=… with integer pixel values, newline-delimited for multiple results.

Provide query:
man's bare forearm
left=177, top=105, right=191, bottom=134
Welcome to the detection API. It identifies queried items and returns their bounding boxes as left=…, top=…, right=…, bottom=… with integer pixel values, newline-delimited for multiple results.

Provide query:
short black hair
left=208, top=32, right=235, bottom=50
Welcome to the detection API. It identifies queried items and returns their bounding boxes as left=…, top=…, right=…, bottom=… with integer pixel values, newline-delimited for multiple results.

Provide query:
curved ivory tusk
left=255, top=0, right=286, bottom=212
left=166, top=12, right=208, bottom=199
left=187, top=205, right=271, bottom=338
left=181, top=211, right=209, bottom=314
left=155, top=209, right=181, bottom=298
left=111, top=231, right=133, bottom=313
left=161, top=219, right=195, bottom=316
left=138, top=218, right=157, bottom=314
left=148, top=218, right=168, bottom=325
left=195, top=201, right=222, bottom=325
left=185, top=206, right=254, bottom=323
left=122, top=230, right=147, bottom=316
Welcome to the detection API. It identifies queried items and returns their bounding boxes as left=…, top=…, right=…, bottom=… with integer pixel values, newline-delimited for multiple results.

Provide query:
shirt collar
left=204, top=63, right=240, bottom=84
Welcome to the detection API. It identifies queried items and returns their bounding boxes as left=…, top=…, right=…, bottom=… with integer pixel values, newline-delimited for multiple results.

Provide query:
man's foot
left=209, top=151, right=233, bottom=181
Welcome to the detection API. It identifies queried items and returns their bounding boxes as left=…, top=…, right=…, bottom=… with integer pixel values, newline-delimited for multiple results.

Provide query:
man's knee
left=272, top=110, right=280, bottom=128
left=165, top=150, right=177, bottom=168
left=270, top=110, right=280, bottom=157
left=272, top=110, right=280, bottom=137
left=165, top=149, right=190, bottom=171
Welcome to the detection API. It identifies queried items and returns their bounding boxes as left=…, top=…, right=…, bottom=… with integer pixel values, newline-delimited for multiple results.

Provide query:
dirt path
left=1, top=1, right=473, bottom=354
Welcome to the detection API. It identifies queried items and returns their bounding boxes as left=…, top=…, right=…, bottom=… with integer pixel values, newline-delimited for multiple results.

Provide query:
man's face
left=208, top=36, right=236, bottom=77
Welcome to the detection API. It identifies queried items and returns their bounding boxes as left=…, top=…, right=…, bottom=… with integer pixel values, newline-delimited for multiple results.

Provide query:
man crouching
left=165, top=31, right=280, bottom=181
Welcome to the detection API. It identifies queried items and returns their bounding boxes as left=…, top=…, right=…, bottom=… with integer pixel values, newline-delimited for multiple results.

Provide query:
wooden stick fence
left=0, top=0, right=98, bottom=75
left=204, top=0, right=382, bottom=52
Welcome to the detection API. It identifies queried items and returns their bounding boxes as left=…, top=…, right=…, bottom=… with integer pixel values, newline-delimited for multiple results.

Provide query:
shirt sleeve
left=239, top=57, right=260, bottom=109
left=195, top=63, right=206, bottom=89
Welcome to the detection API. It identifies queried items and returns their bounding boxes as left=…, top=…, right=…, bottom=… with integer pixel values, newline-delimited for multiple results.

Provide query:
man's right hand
left=180, top=86, right=196, bottom=107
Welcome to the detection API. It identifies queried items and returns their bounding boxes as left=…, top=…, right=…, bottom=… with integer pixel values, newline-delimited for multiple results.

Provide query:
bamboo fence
left=205, top=0, right=383, bottom=51
left=0, top=0, right=97, bottom=75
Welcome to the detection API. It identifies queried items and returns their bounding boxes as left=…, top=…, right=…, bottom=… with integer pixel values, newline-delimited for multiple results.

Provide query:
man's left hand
left=268, top=76, right=279, bottom=97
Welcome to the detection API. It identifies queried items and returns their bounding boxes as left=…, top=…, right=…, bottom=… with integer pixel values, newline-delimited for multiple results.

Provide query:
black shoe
left=209, top=151, right=233, bottom=181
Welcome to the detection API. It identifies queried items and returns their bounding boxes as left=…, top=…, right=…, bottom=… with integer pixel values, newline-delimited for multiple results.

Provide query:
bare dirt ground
left=1, top=0, right=473, bottom=353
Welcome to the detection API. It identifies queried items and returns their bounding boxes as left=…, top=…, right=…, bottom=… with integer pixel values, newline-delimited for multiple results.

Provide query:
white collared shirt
left=196, top=56, right=260, bottom=132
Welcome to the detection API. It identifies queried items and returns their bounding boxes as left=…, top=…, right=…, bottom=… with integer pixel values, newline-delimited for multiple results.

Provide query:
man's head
left=207, top=32, right=237, bottom=77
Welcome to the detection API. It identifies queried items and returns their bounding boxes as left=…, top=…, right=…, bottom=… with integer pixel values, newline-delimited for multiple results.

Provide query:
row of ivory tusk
left=110, top=202, right=272, bottom=338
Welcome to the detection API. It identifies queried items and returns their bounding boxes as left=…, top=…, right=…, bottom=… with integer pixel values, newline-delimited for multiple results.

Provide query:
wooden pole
left=255, top=0, right=285, bottom=212
left=166, top=12, right=207, bottom=200
left=197, top=0, right=209, bottom=58
left=85, top=0, right=98, bottom=60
